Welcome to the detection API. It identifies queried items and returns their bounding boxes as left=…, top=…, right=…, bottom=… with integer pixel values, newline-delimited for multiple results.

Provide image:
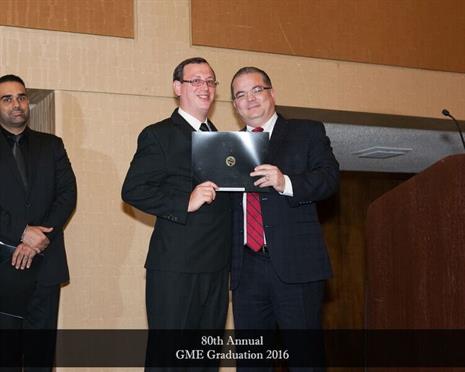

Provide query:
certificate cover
left=192, top=132, right=270, bottom=192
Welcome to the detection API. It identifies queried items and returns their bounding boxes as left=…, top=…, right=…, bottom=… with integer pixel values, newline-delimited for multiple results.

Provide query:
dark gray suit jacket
left=231, top=115, right=339, bottom=288
left=122, top=109, right=231, bottom=273
left=0, top=128, right=77, bottom=285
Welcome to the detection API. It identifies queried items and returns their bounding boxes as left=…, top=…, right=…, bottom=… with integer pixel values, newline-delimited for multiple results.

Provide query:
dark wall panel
left=192, top=0, right=465, bottom=73
left=0, top=0, right=134, bottom=38
left=319, top=171, right=412, bottom=329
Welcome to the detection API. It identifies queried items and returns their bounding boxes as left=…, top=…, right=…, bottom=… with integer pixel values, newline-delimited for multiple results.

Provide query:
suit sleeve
left=121, top=127, right=190, bottom=224
left=0, top=203, right=17, bottom=242
left=287, top=122, right=339, bottom=207
left=41, top=138, right=77, bottom=241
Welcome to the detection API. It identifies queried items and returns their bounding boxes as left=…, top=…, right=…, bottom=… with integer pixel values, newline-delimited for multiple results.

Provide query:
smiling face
left=0, top=81, right=30, bottom=134
left=173, top=62, right=216, bottom=122
left=232, top=72, right=276, bottom=128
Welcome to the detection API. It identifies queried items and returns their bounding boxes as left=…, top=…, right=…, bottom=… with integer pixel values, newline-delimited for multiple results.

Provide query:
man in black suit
left=122, top=57, right=231, bottom=332
left=0, top=74, right=77, bottom=370
left=230, top=67, right=339, bottom=371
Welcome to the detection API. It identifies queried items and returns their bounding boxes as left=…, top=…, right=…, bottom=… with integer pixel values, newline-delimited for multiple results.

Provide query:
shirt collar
left=0, top=125, right=29, bottom=142
left=246, top=112, right=278, bottom=138
left=178, top=108, right=209, bottom=131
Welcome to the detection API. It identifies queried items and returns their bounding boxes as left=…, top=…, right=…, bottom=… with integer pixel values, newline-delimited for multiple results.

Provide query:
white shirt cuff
left=279, top=175, right=293, bottom=196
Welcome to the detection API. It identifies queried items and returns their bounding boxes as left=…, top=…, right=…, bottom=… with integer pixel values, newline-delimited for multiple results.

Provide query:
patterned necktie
left=199, top=123, right=210, bottom=131
left=12, top=134, right=28, bottom=190
left=246, top=127, right=264, bottom=251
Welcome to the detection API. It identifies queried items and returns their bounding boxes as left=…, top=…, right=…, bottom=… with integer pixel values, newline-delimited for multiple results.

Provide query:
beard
left=0, top=109, right=29, bottom=129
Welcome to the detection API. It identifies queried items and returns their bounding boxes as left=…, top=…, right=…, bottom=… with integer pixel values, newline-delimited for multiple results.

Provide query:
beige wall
left=1, top=0, right=464, bottom=333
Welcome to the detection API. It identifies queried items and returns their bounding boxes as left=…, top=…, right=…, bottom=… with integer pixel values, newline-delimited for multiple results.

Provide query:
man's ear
left=270, top=88, right=276, bottom=101
left=173, top=80, right=182, bottom=97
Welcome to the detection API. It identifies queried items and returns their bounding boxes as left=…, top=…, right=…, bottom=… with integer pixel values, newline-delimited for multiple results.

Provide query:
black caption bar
left=0, top=330, right=464, bottom=368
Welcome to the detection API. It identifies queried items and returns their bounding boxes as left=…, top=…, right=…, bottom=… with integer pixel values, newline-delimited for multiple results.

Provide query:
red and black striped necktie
left=246, top=127, right=264, bottom=251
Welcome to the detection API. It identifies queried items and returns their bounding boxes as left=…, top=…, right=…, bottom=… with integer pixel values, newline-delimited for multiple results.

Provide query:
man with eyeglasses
left=0, top=74, right=77, bottom=370
left=122, top=58, right=231, bottom=336
left=230, top=67, right=339, bottom=371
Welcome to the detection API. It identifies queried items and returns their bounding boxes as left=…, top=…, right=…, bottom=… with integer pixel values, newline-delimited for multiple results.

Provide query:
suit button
left=25, top=203, right=31, bottom=208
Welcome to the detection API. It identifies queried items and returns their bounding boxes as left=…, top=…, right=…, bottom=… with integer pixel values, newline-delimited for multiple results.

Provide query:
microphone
left=442, top=109, right=465, bottom=151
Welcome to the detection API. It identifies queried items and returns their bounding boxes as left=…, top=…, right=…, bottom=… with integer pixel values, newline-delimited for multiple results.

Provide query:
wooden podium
left=365, top=154, right=465, bottom=369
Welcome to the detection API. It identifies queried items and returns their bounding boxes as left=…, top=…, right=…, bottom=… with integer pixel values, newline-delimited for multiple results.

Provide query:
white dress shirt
left=243, top=112, right=293, bottom=244
left=178, top=107, right=210, bottom=131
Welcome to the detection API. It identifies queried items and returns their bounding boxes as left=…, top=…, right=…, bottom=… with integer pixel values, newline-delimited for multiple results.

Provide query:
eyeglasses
left=233, top=86, right=272, bottom=101
left=181, top=79, right=219, bottom=88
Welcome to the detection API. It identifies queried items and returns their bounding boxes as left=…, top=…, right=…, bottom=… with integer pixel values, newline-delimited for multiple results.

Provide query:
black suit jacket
left=122, top=109, right=231, bottom=273
left=231, top=115, right=339, bottom=288
left=0, top=128, right=77, bottom=285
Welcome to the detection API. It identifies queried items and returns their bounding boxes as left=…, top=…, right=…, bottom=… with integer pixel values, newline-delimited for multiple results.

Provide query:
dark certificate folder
left=192, top=132, right=270, bottom=192
left=0, top=241, right=42, bottom=318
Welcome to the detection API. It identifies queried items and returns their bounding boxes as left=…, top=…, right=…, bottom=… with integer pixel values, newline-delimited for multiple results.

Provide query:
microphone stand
left=442, top=109, right=465, bottom=151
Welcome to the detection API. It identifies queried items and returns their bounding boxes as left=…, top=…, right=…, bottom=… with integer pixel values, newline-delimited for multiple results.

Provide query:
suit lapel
left=171, top=109, right=196, bottom=143
left=266, top=115, right=287, bottom=163
left=26, top=130, right=41, bottom=197
left=0, top=130, right=28, bottom=194
left=170, top=109, right=196, bottom=185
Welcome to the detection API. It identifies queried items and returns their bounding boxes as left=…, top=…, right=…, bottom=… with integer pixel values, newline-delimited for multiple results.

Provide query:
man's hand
left=188, top=181, right=218, bottom=212
left=21, top=225, right=53, bottom=253
left=11, top=243, right=38, bottom=270
left=251, top=164, right=285, bottom=193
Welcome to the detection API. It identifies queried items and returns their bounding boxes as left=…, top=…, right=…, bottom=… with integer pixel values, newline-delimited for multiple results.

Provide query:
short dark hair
left=230, top=67, right=272, bottom=99
left=0, top=74, right=26, bottom=88
left=172, top=57, right=215, bottom=82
